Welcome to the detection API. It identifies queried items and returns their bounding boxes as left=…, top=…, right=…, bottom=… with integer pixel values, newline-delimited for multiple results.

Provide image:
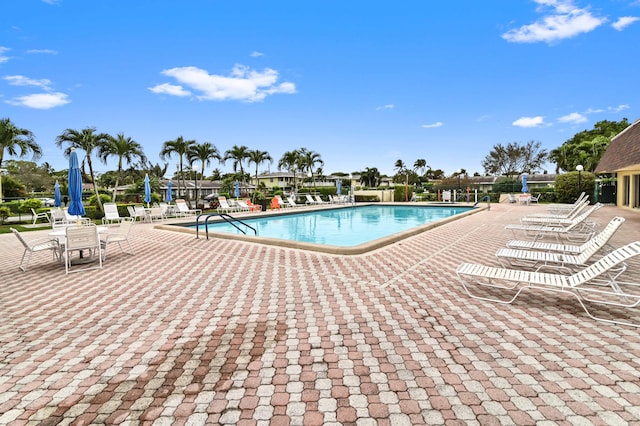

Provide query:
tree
left=0, top=118, right=41, bottom=170
left=413, top=158, right=427, bottom=176
left=394, top=159, right=409, bottom=201
left=299, top=148, right=323, bottom=189
left=56, top=127, right=111, bottom=213
left=97, top=132, right=146, bottom=202
left=248, top=149, right=273, bottom=190
left=359, top=167, right=381, bottom=187
left=160, top=136, right=195, bottom=200
left=481, top=141, right=548, bottom=178
left=223, top=145, right=250, bottom=190
left=4, top=160, right=54, bottom=193
left=188, top=142, right=220, bottom=201
left=278, top=150, right=300, bottom=191
left=549, top=118, right=630, bottom=173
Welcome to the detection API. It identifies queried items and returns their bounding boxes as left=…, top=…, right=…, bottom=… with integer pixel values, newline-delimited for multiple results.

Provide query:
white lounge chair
left=11, top=228, right=60, bottom=271
left=547, top=192, right=587, bottom=214
left=101, top=217, right=135, bottom=259
left=31, top=208, right=50, bottom=225
left=102, top=202, right=124, bottom=224
left=496, top=217, right=626, bottom=273
left=314, top=195, right=328, bottom=204
left=217, top=196, right=237, bottom=213
left=286, top=196, right=302, bottom=208
left=305, top=194, right=319, bottom=205
left=520, top=199, right=590, bottom=224
left=505, top=204, right=602, bottom=242
left=505, top=216, right=625, bottom=255
left=175, top=199, right=201, bottom=216
left=457, top=241, right=640, bottom=327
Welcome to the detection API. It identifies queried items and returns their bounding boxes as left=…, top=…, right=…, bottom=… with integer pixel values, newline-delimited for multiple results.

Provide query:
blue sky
left=1, top=0, right=639, bottom=178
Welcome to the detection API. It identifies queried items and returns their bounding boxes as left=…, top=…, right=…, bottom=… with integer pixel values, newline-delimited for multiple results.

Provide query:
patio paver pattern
left=1, top=203, right=639, bottom=425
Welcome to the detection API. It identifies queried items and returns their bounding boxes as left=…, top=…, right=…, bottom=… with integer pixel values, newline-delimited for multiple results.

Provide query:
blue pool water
left=192, top=205, right=472, bottom=247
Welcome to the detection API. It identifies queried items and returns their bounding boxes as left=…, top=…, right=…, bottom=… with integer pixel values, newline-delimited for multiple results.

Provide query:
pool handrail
left=196, top=213, right=257, bottom=240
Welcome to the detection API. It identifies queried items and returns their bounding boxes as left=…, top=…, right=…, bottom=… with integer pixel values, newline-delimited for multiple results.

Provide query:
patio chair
left=456, top=240, right=640, bottom=327
left=245, top=199, right=262, bottom=212
left=269, top=197, right=280, bottom=210
left=314, top=195, right=329, bottom=204
left=11, top=228, right=60, bottom=272
left=521, top=199, right=589, bottom=222
left=64, top=224, right=103, bottom=274
left=275, top=195, right=288, bottom=208
left=102, top=202, right=124, bottom=224
left=505, top=204, right=602, bottom=242
left=236, top=199, right=259, bottom=212
left=50, top=208, right=68, bottom=228
left=101, top=217, right=135, bottom=259
left=496, top=216, right=626, bottom=273
left=529, top=194, right=541, bottom=204
left=505, top=216, right=625, bottom=255
left=305, top=194, right=319, bottom=205
left=286, top=196, right=302, bottom=207
left=175, top=199, right=201, bottom=216
left=30, top=208, right=50, bottom=225
left=217, top=196, right=237, bottom=213
left=520, top=202, right=599, bottom=226
left=507, top=194, right=517, bottom=204
left=547, top=192, right=587, bottom=214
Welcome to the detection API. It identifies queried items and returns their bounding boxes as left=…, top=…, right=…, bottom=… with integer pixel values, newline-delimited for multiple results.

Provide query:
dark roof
left=595, top=118, right=640, bottom=173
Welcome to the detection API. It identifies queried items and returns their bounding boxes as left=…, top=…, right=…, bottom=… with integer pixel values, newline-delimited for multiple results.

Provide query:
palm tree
left=359, top=167, right=381, bottom=187
left=56, top=127, right=111, bottom=213
left=223, top=145, right=250, bottom=189
left=413, top=159, right=427, bottom=177
left=160, top=136, right=195, bottom=200
left=299, top=148, right=323, bottom=189
left=247, top=149, right=273, bottom=190
left=0, top=118, right=41, bottom=170
left=97, top=132, right=147, bottom=202
left=394, top=159, right=409, bottom=202
left=188, top=142, right=220, bottom=201
left=278, top=150, right=301, bottom=192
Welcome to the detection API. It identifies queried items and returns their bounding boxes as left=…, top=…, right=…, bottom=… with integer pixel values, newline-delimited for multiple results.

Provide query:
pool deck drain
left=1, top=203, right=640, bottom=425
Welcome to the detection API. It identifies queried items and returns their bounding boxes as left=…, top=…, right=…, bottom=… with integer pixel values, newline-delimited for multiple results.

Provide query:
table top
left=49, top=226, right=109, bottom=237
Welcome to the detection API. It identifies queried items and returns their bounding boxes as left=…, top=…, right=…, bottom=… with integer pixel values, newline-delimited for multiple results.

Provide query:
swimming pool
left=160, top=204, right=480, bottom=255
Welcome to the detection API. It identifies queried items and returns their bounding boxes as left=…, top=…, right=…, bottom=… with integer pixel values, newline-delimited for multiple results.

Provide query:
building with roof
left=595, top=117, right=640, bottom=210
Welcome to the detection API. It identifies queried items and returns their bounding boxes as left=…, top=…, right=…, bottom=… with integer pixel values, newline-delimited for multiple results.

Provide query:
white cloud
left=26, top=49, right=58, bottom=55
left=502, top=0, right=606, bottom=43
left=150, top=65, right=296, bottom=102
left=512, top=116, right=545, bottom=127
left=5, top=92, right=70, bottom=109
left=609, top=104, right=629, bottom=112
left=558, top=112, right=587, bottom=124
left=612, top=16, right=640, bottom=31
left=376, top=104, right=394, bottom=111
left=0, top=46, right=10, bottom=63
left=148, top=82, right=191, bottom=97
left=250, top=51, right=264, bottom=57
left=421, top=122, right=443, bottom=128
left=4, top=75, right=52, bottom=89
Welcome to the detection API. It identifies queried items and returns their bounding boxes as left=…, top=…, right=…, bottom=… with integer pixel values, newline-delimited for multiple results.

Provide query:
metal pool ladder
left=196, top=214, right=257, bottom=240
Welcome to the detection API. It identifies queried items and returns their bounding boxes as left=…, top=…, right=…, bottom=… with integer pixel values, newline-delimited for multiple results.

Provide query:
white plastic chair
left=101, top=217, right=135, bottom=259
left=11, top=228, right=60, bottom=271
left=64, top=224, right=103, bottom=274
left=31, top=208, right=50, bottom=225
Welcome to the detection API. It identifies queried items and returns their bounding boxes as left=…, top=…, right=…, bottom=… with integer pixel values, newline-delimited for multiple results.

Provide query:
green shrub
left=0, top=206, right=10, bottom=224
left=555, top=172, right=594, bottom=203
left=19, top=198, right=43, bottom=212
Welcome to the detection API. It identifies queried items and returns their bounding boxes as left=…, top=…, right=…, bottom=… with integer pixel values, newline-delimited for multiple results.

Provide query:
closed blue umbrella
left=67, top=149, right=86, bottom=217
left=166, top=180, right=173, bottom=202
left=234, top=180, right=240, bottom=198
left=521, top=173, right=529, bottom=193
left=144, top=174, right=151, bottom=206
left=336, top=179, right=341, bottom=195
left=54, top=180, right=61, bottom=207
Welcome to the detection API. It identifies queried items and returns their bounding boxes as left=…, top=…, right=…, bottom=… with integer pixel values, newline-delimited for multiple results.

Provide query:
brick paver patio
left=1, top=203, right=639, bottom=425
